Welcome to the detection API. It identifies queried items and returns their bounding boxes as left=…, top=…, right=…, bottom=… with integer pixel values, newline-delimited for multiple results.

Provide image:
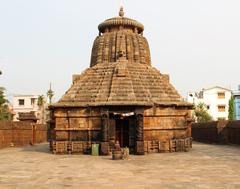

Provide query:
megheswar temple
left=49, top=7, right=193, bottom=155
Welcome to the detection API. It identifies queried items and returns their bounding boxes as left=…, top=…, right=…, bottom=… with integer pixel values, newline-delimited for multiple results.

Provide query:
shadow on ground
left=21, top=143, right=51, bottom=154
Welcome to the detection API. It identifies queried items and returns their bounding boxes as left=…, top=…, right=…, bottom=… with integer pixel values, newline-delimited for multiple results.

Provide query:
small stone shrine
left=49, top=7, right=193, bottom=155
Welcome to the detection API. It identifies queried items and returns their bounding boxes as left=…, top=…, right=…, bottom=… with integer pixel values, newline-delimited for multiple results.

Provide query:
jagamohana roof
left=54, top=61, right=191, bottom=107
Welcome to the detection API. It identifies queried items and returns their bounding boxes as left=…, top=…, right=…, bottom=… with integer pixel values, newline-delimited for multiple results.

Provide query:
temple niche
left=49, top=7, right=193, bottom=155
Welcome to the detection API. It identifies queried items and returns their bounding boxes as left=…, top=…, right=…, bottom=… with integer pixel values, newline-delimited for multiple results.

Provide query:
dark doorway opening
left=115, top=118, right=129, bottom=148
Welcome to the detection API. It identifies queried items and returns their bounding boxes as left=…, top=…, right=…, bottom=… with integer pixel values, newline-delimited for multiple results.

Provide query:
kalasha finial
left=119, top=6, right=124, bottom=17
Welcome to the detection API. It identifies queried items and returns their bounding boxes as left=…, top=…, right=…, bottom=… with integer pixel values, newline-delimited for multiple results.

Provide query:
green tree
left=0, top=87, right=11, bottom=120
left=37, top=95, right=45, bottom=106
left=47, top=83, right=54, bottom=104
left=194, top=103, right=213, bottom=123
left=228, top=96, right=235, bottom=121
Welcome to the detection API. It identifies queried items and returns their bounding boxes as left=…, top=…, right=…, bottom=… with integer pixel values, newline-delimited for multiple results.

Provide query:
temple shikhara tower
left=50, top=7, right=193, bottom=155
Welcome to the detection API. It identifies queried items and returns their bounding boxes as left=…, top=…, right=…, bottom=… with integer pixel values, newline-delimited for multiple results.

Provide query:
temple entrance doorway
left=115, top=118, right=129, bottom=148
left=109, top=111, right=136, bottom=149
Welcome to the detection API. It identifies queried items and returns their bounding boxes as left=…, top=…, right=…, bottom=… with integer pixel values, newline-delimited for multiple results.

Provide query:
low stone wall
left=226, top=121, right=240, bottom=144
left=0, top=121, right=48, bottom=148
left=192, top=120, right=240, bottom=144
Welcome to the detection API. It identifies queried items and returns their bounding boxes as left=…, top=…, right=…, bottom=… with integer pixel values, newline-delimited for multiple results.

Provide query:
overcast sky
left=0, top=0, right=240, bottom=102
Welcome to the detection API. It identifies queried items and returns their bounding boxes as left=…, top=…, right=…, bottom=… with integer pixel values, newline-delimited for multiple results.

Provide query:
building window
left=207, top=105, right=210, bottom=109
left=218, top=105, right=226, bottom=112
left=18, top=99, right=24, bottom=106
left=31, top=98, right=35, bottom=105
left=217, top=92, right=225, bottom=99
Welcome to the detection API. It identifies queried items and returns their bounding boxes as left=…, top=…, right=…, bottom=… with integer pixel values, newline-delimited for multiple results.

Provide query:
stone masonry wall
left=0, top=121, right=48, bottom=148
left=53, top=107, right=102, bottom=142
left=192, top=120, right=240, bottom=144
left=51, top=106, right=193, bottom=154
left=143, top=106, right=192, bottom=152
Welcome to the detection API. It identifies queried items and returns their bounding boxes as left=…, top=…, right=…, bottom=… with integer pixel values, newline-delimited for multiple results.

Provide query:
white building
left=12, top=95, right=47, bottom=123
left=187, top=86, right=232, bottom=121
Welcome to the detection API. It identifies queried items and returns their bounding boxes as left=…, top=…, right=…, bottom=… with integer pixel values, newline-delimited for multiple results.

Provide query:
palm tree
left=37, top=95, right=45, bottom=107
left=47, top=83, right=54, bottom=104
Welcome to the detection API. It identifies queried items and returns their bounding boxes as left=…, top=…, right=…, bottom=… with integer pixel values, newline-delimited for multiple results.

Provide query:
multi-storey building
left=12, top=95, right=47, bottom=123
left=187, top=86, right=232, bottom=121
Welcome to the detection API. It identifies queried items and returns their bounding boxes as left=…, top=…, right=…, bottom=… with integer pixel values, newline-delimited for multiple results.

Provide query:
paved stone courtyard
left=0, top=142, right=240, bottom=189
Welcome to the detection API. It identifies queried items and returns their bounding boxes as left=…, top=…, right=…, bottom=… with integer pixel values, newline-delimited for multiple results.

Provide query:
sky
left=0, top=0, right=240, bottom=102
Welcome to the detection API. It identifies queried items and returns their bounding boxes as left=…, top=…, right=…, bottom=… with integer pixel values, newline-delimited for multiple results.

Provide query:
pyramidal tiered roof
left=54, top=8, right=190, bottom=107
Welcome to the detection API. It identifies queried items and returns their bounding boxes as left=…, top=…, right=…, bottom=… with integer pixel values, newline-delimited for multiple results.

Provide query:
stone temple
left=49, top=7, right=193, bottom=155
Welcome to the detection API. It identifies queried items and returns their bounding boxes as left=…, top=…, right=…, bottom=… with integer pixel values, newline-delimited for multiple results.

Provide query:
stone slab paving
left=0, top=142, right=240, bottom=189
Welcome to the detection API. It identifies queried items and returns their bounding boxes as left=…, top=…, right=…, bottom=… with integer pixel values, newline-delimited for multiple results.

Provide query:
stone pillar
left=136, top=114, right=144, bottom=155
left=108, top=119, right=116, bottom=150
left=101, top=114, right=109, bottom=142
left=101, top=113, right=109, bottom=155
